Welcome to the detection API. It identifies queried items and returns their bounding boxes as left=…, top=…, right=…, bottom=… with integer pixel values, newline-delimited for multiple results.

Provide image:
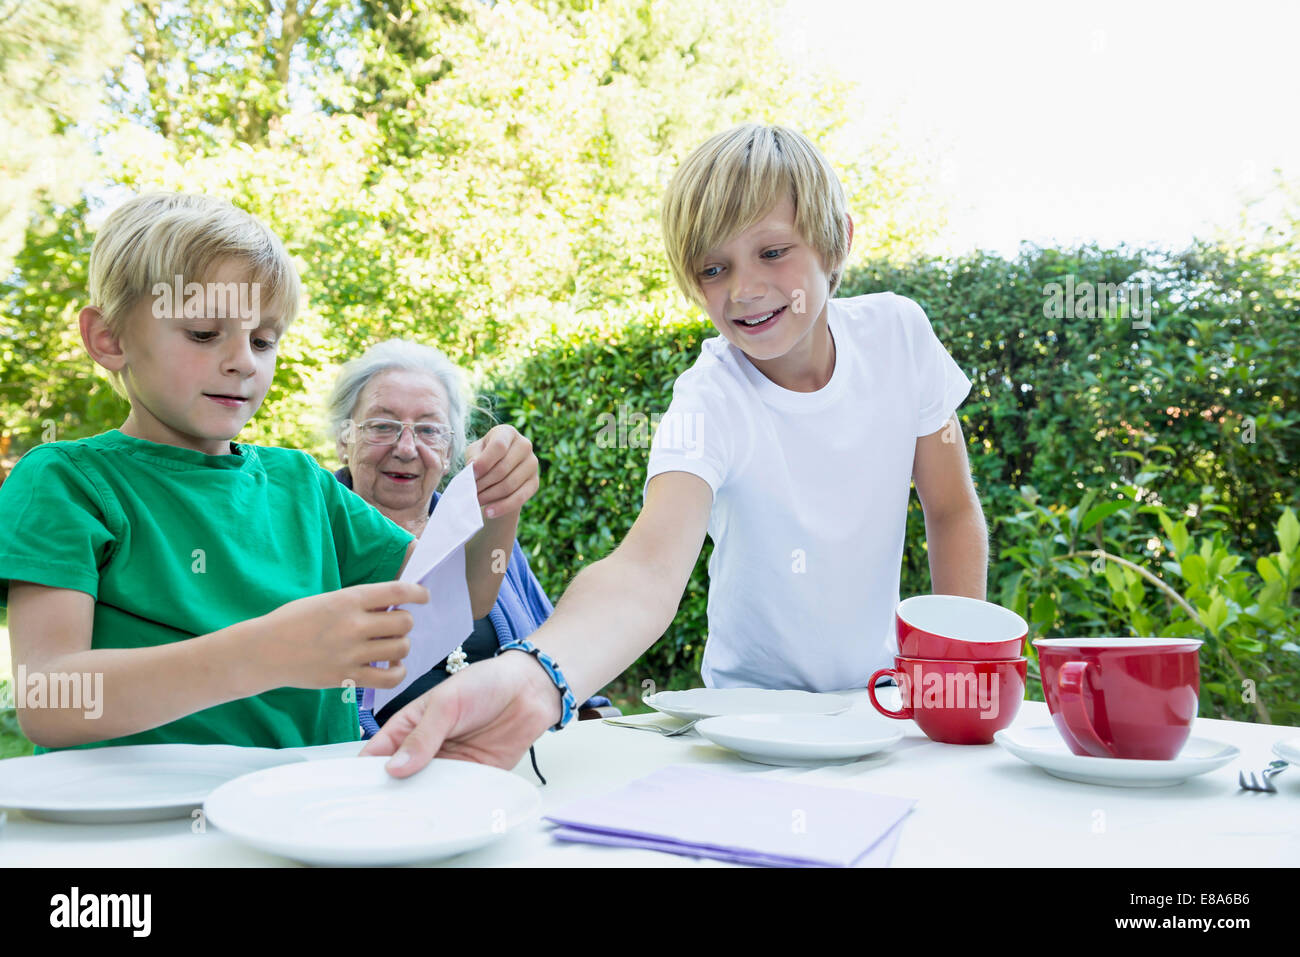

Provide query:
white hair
left=326, top=339, right=472, bottom=467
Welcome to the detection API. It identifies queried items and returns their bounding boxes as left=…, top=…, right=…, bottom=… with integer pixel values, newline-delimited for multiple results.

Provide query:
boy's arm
left=912, top=414, right=988, bottom=598
left=9, top=582, right=265, bottom=747
left=362, top=470, right=713, bottom=774
left=399, top=540, right=417, bottom=577
left=8, top=578, right=427, bottom=748
left=523, top=470, right=712, bottom=699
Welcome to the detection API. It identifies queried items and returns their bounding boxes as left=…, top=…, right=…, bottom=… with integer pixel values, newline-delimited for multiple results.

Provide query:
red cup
left=867, top=656, right=1027, bottom=745
left=1034, top=638, right=1202, bottom=760
left=896, top=595, right=1027, bottom=660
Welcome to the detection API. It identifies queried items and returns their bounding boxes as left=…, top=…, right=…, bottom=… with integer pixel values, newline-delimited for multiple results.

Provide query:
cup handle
left=868, top=668, right=910, bottom=719
left=1058, top=660, right=1115, bottom=758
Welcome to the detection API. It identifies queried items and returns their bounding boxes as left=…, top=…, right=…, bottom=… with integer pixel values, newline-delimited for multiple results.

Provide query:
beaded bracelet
left=495, top=637, right=577, bottom=731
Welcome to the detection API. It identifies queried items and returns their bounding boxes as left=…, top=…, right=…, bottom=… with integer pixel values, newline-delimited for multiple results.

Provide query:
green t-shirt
left=0, top=429, right=413, bottom=751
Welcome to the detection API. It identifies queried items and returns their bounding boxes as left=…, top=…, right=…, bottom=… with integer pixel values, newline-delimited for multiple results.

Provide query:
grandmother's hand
left=465, top=424, right=539, bottom=520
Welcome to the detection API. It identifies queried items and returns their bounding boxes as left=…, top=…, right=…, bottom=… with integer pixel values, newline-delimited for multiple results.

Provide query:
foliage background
left=1, top=0, right=1296, bottom=754
left=480, top=239, right=1300, bottom=722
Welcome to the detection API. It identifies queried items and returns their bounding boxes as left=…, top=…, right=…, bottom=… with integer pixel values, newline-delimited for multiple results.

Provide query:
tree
left=109, top=0, right=353, bottom=150
left=3, top=0, right=942, bottom=456
left=0, top=0, right=129, bottom=280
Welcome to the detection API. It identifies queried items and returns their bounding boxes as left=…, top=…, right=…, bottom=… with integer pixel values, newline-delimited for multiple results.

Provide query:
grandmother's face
left=340, top=368, right=452, bottom=523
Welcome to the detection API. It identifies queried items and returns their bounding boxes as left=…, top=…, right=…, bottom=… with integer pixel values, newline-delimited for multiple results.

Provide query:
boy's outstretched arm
left=912, top=414, right=989, bottom=599
left=7, top=578, right=428, bottom=748
left=362, top=470, right=713, bottom=775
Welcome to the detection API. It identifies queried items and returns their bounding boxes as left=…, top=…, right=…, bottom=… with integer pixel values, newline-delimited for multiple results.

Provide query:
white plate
left=994, top=726, right=1240, bottom=788
left=204, top=757, right=540, bottom=866
left=695, top=714, right=902, bottom=767
left=0, top=744, right=307, bottom=823
left=642, top=688, right=851, bottom=722
left=1273, top=737, right=1300, bottom=765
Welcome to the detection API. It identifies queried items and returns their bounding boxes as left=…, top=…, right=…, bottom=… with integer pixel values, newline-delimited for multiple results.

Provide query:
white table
left=3, top=695, right=1298, bottom=867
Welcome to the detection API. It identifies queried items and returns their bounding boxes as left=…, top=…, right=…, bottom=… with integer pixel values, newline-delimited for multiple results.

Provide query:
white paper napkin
left=363, top=466, right=483, bottom=714
left=545, top=765, right=916, bottom=867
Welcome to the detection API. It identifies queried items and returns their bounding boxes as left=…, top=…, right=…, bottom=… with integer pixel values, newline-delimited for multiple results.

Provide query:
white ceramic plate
left=695, top=714, right=903, bottom=767
left=204, top=757, right=540, bottom=866
left=0, top=744, right=307, bottom=823
left=642, top=688, right=851, bottom=722
left=1273, top=737, right=1300, bottom=765
left=994, top=726, right=1240, bottom=788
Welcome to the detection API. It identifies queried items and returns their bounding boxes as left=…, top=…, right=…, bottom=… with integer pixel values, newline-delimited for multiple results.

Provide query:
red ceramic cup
left=867, top=656, right=1027, bottom=745
left=1034, top=638, right=1202, bottom=760
left=896, top=595, right=1027, bottom=660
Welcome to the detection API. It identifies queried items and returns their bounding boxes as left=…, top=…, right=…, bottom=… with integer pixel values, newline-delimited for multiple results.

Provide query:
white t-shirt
left=645, top=292, right=972, bottom=691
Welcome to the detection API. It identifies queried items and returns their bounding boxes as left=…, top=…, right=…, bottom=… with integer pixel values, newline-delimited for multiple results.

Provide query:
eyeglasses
left=352, top=418, right=454, bottom=449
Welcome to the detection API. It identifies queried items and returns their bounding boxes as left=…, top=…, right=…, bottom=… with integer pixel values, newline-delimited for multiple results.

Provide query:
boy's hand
left=260, top=580, right=429, bottom=691
left=465, top=425, right=538, bottom=520
left=360, top=651, right=560, bottom=776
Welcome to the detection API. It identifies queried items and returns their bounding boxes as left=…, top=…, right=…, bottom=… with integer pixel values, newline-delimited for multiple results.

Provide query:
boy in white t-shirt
left=366, top=124, right=989, bottom=773
left=649, top=293, right=974, bottom=690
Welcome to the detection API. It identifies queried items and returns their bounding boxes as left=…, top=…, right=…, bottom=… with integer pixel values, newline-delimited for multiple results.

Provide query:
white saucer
left=0, top=744, right=307, bottom=823
left=643, top=688, right=851, bottom=722
left=695, top=714, right=902, bottom=767
left=204, top=757, right=540, bottom=866
left=1273, top=737, right=1300, bottom=765
left=994, top=726, right=1240, bottom=788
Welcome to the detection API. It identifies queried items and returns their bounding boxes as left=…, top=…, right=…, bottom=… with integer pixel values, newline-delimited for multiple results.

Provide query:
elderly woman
left=326, top=339, right=591, bottom=733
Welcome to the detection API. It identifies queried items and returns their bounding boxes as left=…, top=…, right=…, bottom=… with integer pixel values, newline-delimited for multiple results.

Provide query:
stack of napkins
left=545, top=766, right=915, bottom=867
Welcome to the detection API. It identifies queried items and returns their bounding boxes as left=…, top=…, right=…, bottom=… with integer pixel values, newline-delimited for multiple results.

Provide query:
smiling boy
left=648, top=142, right=986, bottom=691
left=366, top=124, right=989, bottom=774
left=0, top=193, right=536, bottom=751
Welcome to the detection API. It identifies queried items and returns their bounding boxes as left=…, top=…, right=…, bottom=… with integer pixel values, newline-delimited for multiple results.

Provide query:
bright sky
left=780, top=0, right=1299, bottom=256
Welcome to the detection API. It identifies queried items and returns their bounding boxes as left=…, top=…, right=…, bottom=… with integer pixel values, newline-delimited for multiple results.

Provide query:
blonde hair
left=661, top=124, right=851, bottom=307
left=88, top=193, right=301, bottom=395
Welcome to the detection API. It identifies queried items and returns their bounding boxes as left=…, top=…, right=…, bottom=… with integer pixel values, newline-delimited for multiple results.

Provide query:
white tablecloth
left=3, top=695, right=1297, bottom=867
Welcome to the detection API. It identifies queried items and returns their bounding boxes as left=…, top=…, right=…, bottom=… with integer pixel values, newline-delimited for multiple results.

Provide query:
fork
left=603, top=717, right=700, bottom=737
left=1238, top=760, right=1289, bottom=793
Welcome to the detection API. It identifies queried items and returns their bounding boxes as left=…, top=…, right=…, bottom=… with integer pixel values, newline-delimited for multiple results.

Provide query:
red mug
left=867, top=656, right=1027, bottom=745
left=896, top=595, right=1027, bottom=660
left=1034, top=638, right=1202, bottom=760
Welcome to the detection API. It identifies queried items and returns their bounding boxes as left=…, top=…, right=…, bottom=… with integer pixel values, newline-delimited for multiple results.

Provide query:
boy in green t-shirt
left=0, top=193, right=536, bottom=751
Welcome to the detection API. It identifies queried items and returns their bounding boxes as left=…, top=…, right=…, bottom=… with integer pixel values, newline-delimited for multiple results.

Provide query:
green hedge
left=472, top=308, right=717, bottom=687
left=478, top=243, right=1300, bottom=718
left=841, top=243, right=1299, bottom=565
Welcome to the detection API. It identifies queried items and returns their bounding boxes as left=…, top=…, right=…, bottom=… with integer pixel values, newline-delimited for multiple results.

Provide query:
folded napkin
left=545, top=765, right=915, bottom=867
left=363, top=466, right=482, bottom=714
